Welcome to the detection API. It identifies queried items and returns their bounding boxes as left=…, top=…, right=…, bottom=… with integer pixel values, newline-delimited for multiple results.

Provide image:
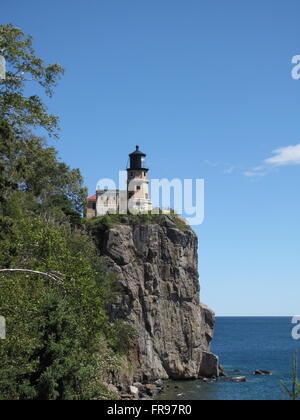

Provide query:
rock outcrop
left=98, top=215, right=219, bottom=381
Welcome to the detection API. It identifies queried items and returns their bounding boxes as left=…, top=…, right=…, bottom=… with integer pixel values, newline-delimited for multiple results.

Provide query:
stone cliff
left=97, top=215, right=219, bottom=382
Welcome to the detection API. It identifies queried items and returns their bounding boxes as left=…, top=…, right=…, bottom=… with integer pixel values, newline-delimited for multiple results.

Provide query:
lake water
left=158, top=317, right=300, bottom=400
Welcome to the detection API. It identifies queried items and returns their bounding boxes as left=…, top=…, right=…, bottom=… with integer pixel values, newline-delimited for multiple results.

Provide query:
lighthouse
left=86, top=146, right=152, bottom=218
left=127, top=146, right=152, bottom=213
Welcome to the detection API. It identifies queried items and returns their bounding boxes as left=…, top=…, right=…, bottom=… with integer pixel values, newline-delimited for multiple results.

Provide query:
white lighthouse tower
left=127, top=146, right=152, bottom=213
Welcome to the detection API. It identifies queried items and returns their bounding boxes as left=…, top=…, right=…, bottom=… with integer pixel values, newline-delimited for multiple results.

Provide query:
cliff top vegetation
left=85, top=213, right=193, bottom=236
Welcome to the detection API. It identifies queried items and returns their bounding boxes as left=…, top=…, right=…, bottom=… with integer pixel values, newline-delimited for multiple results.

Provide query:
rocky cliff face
left=98, top=215, right=219, bottom=382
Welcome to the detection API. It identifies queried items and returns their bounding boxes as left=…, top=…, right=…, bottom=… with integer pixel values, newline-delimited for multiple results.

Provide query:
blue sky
left=2, top=0, right=300, bottom=316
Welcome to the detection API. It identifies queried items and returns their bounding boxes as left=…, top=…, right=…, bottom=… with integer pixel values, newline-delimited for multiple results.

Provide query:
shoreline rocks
left=116, top=366, right=275, bottom=400
left=120, top=381, right=164, bottom=400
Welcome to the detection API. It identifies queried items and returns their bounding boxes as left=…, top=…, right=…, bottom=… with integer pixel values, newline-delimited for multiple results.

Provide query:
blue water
left=159, top=317, right=300, bottom=400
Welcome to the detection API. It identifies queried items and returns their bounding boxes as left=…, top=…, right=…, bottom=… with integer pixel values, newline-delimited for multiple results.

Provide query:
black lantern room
left=128, top=146, right=148, bottom=171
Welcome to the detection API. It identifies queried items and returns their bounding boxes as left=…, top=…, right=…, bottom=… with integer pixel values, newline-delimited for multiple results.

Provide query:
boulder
left=199, top=352, right=219, bottom=378
left=129, top=385, right=139, bottom=398
left=103, top=382, right=119, bottom=395
left=132, top=382, right=144, bottom=392
left=104, top=383, right=119, bottom=395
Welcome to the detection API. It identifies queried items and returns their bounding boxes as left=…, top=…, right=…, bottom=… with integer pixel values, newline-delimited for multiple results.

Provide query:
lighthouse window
left=136, top=186, right=141, bottom=191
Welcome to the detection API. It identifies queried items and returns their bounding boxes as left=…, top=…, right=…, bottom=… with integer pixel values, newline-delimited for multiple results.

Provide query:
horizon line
left=216, top=315, right=295, bottom=318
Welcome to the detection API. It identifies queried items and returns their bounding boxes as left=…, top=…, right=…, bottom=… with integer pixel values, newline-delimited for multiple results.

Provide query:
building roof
left=129, top=145, right=146, bottom=157
left=88, top=194, right=96, bottom=201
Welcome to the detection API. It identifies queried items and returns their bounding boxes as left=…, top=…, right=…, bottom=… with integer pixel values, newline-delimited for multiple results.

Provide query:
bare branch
left=0, top=269, right=64, bottom=285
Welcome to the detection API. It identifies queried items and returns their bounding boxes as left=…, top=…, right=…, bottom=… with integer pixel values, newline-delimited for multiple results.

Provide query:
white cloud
left=244, top=170, right=267, bottom=178
left=223, top=165, right=235, bottom=174
left=204, top=160, right=235, bottom=175
left=264, top=144, right=300, bottom=166
left=244, top=143, right=300, bottom=178
left=244, top=165, right=268, bottom=178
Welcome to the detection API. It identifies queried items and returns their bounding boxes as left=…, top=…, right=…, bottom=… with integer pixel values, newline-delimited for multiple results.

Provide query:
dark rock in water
left=100, top=215, right=220, bottom=382
left=224, top=376, right=247, bottom=383
left=219, top=365, right=227, bottom=377
left=141, top=393, right=151, bottom=399
left=254, top=370, right=272, bottom=376
left=233, top=377, right=246, bottom=383
left=199, top=352, right=220, bottom=379
left=233, top=369, right=241, bottom=373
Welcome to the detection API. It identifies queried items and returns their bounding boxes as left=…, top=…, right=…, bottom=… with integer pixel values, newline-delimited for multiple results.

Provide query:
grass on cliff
left=85, top=212, right=192, bottom=236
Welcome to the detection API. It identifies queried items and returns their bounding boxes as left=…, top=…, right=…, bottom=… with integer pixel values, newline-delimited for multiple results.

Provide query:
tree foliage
left=0, top=215, right=126, bottom=400
left=0, top=25, right=133, bottom=400
left=0, top=24, right=64, bottom=136
left=0, top=118, right=87, bottom=227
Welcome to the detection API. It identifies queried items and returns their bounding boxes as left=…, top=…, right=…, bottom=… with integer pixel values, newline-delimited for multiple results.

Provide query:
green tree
left=0, top=25, right=134, bottom=400
left=0, top=216, right=123, bottom=400
left=0, top=118, right=87, bottom=224
left=0, top=118, right=17, bottom=205
left=0, top=24, right=64, bottom=137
